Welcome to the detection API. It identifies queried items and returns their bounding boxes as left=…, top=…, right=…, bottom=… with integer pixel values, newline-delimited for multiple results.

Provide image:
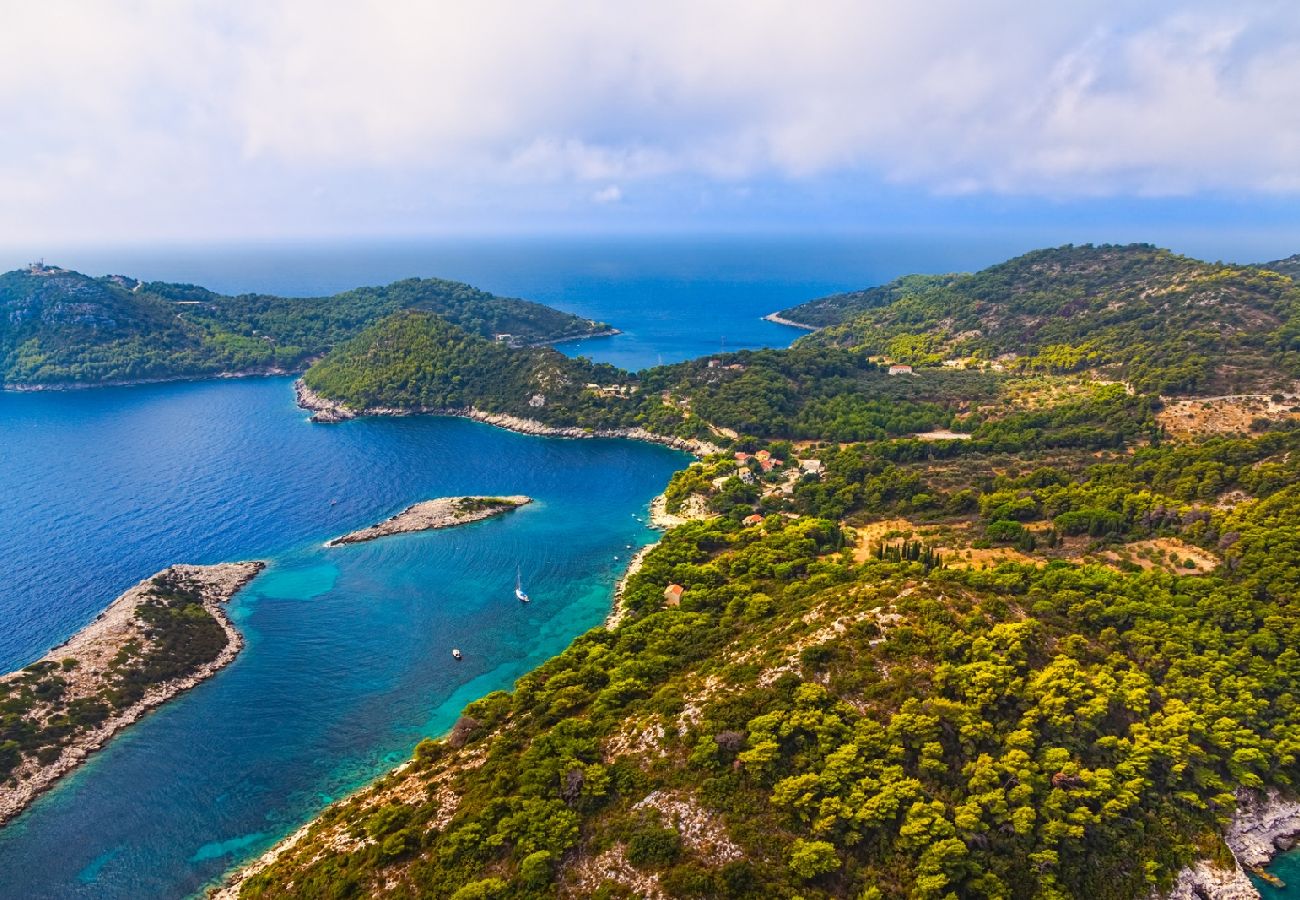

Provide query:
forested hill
left=774, top=273, right=964, bottom=329
left=240, top=392, right=1300, bottom=900
left=777, top=244, right=1300, bottom=396
left=0, top=264, right=610, bottom=387
left=1262, top=254, right=1300, bottom=280
left=240, top=246, right=1300, bottom=900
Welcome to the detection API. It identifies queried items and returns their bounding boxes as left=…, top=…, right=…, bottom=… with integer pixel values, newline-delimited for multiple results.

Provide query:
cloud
left=591, top=185, right=623, bottom=205
left=0, top=1, right=1298, bottom=240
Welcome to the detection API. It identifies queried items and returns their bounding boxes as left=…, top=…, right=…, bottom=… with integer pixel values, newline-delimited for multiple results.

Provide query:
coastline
left=2, top=367, right=304, bottom=393
left=294, top=379, right=725, bottom=457
left=533, top=326, right=622, bottom=346
left=325, top=496, right=532, bottom=547
left=0, top=329, right=618, bottom=395
left=214, top=386, right=716, bottom=896
left=0, top=562, right=264, bottom=826
left=605, top=543, right=655, bottom=631
left=1165, top=788, right=1300, bottom=899
left=762, top=311, right=818, bottom=331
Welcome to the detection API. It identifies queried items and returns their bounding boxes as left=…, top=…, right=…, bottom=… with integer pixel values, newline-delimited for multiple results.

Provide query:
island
left=0, top=263, right=614, bottom=389
left=0, top=562, right=262, bottom=826
left=325, top=496, right=532, bottom=547
left=222, top=244, right=1300, bottom=900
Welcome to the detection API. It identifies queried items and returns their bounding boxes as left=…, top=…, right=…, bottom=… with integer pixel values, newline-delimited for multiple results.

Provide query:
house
left=800, top=459, right=823, bottom=474
left=743, top=513, right=764, bottom=525
left=759, top=459, right=775, bottom=472
left=754, top=449, right=771, bottom=461
left=734, top=452, right=751, bottom=463
left=664, top=584, right=685, bottom=607
left=888, top=364, right=914, bottom=376
left=738, top=470, right=757, bottom=485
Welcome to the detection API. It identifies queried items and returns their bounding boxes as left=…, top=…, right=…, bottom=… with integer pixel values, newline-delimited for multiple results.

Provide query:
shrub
left=789, top=838, right=840, bottom=880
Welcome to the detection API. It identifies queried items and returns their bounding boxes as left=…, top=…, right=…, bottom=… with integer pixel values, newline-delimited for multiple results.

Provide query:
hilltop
left=0, top=264, right=611, bottom=388
left=776, top=244, right=1300, bottom=396
left=226, top=243, right=1300, bottom=900
left=1262, top=255, right=1300, bottom=281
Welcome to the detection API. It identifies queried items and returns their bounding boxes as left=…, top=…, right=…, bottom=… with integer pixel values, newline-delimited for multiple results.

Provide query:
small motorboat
left=452, top=648, right=463, bottom=660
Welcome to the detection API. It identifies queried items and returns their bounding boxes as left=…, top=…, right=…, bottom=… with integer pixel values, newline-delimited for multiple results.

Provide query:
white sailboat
left=515, top=565, right=530, bottom=603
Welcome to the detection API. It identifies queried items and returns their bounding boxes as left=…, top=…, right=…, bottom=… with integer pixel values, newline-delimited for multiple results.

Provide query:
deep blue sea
left=17, top=234, right=1043, bottom=371
left=3, top=235, right=1287, bottom=898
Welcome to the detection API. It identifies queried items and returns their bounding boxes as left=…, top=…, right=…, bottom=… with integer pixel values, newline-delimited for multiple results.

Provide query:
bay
left=0, top=377, right=685, bottom=898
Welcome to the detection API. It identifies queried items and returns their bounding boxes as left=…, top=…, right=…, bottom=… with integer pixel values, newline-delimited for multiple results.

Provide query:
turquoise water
left=0, top=377, right=686, bottom=898
left=1258, top=853, right=1300, bottom=896
left=9, top=235, right=1283, bottom=898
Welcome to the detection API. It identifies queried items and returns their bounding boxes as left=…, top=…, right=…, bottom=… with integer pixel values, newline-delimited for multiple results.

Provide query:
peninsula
left=226, top=244, right=1300, bottom=900
left=325, top=496, right=532, bottom=547
left=0, top=562, right=263, bottom=825
left=0, top=263, right=613, bottom=389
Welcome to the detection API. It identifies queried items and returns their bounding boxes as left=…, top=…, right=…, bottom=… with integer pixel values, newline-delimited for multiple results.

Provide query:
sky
left=4, top=1, right=1300, bottom=250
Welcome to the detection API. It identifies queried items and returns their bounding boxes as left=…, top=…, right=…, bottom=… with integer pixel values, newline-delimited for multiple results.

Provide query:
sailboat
left=515, top=565, right=530, bottom=603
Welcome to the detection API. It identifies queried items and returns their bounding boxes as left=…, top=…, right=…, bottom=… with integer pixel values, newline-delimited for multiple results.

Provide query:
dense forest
left=777, top=244, right=1300, bottom=396
left=0, top=264, right=609, bottom=387
left=237, top=423, right=1300, bottom=900
left=306, top=316, right=1015, bottom=444
left=232, top=244, right=1300, bottom=898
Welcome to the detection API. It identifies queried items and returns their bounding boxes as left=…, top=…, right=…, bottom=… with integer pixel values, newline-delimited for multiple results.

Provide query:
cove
left=0, top=376, right=686, bottom=898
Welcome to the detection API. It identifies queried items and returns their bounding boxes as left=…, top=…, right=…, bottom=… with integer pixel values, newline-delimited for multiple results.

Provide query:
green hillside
left=776, top=274, right=962, bottom=329
left=232, top=243, right=1300, bottom=900
left=237, top=424, right=1300, bottom=900
left=779, top=244, right=1300, bottom=396
left=1261, top=254, right=1300, bottom=280
left=0, top=264, right=610, bottom=387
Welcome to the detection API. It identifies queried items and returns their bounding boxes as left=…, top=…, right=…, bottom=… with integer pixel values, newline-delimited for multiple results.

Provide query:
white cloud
left=591, top=185, right=623, bottom=204
left=0, top=1, right=1298, bottom=240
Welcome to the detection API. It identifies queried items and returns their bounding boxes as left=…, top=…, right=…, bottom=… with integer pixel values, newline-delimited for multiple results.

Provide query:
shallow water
left=0, top=377, right=685, bottom=898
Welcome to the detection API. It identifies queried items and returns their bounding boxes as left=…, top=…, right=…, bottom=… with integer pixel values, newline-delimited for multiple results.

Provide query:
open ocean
left=1, top=235, right=1287, bottom=898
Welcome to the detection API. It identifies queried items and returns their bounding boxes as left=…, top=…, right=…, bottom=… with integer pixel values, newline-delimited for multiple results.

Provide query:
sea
left=0, top=234, right=1289, bottom=898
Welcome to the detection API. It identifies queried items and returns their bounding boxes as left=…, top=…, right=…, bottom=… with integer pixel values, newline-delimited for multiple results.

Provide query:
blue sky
left=4, top=1, right=1300, bottom=255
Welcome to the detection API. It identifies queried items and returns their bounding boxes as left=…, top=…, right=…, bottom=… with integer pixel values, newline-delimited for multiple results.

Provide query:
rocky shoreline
left=0, top=562, right=264, bottom=826
left=325, top=496, right=532, bottom=547
left=535, top=326, right=622, bottom=346
left=605, top=543, right=656, bottom=631
left=294, top=379, right=724, bottom=457
left=3, top=367, right=303, bottom=392
left=1164, top=788, right=1300, bottom=899
left=762, top=311, right=818, bottom=331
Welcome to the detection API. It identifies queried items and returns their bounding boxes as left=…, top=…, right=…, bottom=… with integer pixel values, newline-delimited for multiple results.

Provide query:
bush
left=626, top=826, right=682, bottom=868
left=788, top=838, right=840, bottom=880
left=449, top=878, right=508, bottom=900
left=519, top=850, right=554, bottom=887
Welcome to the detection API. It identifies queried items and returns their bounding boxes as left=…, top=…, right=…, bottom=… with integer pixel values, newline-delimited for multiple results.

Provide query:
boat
left=515, top=565, right=530, bottom=603
left=452, top=648, right=463, bottom=660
